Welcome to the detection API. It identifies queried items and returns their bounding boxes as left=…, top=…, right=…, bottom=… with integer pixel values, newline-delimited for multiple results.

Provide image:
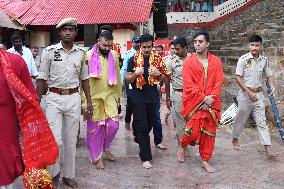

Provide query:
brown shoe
left=52, top=173, right=60, bottom=188
left=62, top=177, right=78, bottom=188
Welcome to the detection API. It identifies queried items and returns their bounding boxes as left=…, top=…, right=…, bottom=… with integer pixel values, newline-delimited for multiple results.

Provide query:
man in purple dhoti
left=82, top=31, right=122, bottom=169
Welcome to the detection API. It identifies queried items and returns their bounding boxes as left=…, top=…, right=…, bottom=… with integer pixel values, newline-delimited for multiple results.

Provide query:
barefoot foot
left=202, top=161, right=215, bottom=173
left=105, top=150, right=115, bottom=161
left=177, top=145, right=186, bottom=162
left=92, top=158, right=104, bottom=169
left=265, top=146, right=280, bottom=159
left=156, top=143, right=168, bottom=150
left=142, top=161, right=153, bottom=169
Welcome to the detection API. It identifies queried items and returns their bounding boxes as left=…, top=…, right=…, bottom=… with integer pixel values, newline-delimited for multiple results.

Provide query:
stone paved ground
left=14, top=97, right=284, bottom=189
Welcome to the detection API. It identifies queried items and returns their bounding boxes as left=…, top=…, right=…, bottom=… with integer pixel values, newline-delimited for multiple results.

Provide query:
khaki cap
left=56, top=17, right=77, bottom=29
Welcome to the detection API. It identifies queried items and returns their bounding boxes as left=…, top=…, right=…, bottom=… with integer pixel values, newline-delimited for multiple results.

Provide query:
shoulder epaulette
left=44, top=45, right=57, bottom=51
left=239, top=53, right=249, bottom=61
left=261, top=56, right=268, bottom=60
left=78, top=46, right=87, bottom=52
left=171, top=55, right=177, bottom=60
left=173, top=55, right=182, bottom=62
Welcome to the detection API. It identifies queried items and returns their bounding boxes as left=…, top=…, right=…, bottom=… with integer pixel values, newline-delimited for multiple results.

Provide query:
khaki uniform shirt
left=38, top=42, right=89, bottom=89
left=235, top=52, right=272, bottom=88
left=166, top=55, right=184, bottom=90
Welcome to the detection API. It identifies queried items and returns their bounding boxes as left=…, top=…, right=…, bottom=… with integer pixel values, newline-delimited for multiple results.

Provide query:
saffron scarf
left=89, top=45, right=117, bottom=85
left=134, top=50, right=170, bottom=89
left=0, top=50, right=58, bottom=189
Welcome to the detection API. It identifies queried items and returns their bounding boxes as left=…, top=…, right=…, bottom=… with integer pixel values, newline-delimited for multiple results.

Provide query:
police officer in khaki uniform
left=37, top=18, right=93, bottom=188
left=165, top=37, right=188, bottom=141
left=163, top=42, right=177, bottom=127
left=232, top=34, right=279, bottom=159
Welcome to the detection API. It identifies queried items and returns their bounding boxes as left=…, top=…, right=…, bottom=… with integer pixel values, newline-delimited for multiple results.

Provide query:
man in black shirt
left=125, top=34, right=169, bottom=169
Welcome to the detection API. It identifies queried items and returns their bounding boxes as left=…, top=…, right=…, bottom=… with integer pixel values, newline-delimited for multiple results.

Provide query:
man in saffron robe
left=125, top=34, right=170, bottom=169
left=83, top=31, right=122, bottom=169
left=177, top=31, right=223, bottom=173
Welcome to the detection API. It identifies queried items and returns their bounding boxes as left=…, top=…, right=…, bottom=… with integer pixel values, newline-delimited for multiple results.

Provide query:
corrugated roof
left=0, top=0, right=153, bottom=25
left=0, top=8, right=23, bottom=29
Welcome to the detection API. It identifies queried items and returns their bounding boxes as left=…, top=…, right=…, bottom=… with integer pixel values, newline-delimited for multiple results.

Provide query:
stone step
left=223, top=74, right=236, bottom=87
left=220, top=45, right=246, bottom=51
left=229, top=37, right=248, bottom=44
left=263, top=22, right=284, bottom=30
left=220, top=56, right=240, bottom=66
left=258, top=31, right=283, bottom=39
left=263, top=47, right=284, bottom=56
left=225, top=56, right=239, bottom=65
left=211, top=47, right=284, bottom=58
left=257, top=28, right=277, bottom=34
left=210, top=44, right=223, bottom=50
left=211, top=49, right=247, bottom=57
left=211, top=36, right=284, bottom=51
left=222, top=65, right=236, bottom=76
left=263, top=39, right=284, bottom=48
left=210, top=39, right=228, bottom=46
left=274, top=25, right=284, bottom=32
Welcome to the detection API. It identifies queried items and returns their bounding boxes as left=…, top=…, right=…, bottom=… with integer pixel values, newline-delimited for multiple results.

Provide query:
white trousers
left=232, top=92, right=271, bottom=145
left=172, top=90, right=186, bottom=141
left=45, top=92, right=81, bottom=178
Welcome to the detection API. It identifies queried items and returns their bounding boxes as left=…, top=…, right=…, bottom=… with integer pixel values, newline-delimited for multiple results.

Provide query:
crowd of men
left=0, top=17, right=280, bottom=189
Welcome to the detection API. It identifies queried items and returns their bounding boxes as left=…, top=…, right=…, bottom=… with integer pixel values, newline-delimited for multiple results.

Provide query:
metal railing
left=167, top=0, right=255, bottom=24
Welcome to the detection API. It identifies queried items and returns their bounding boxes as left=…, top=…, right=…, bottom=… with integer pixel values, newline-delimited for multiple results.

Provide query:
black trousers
left=125, top=97, right=132, bottom=123
left=132, top=102, right=155, bottom=162
left=125, top=87, right=133, bottom=124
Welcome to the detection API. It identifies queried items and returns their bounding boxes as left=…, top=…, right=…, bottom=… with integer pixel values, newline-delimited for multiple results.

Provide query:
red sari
left=0, top=50, right=58, bottom=188
left=180, top=53, right=223, bottom=161
left=0, top=52, right=33, bottom=185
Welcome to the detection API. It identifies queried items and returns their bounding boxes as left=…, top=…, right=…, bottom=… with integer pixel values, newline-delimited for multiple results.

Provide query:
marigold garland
left=134, top=50, right=170, bottom=89
left=23, top=168, right=54, bottom=189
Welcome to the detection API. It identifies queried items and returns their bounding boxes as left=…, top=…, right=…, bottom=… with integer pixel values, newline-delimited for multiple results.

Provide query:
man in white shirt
left=8, top=33, right=38, bottom=78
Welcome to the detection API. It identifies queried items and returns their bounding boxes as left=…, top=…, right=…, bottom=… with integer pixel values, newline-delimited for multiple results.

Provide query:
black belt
left=174, top=89, right=183, bottom=92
